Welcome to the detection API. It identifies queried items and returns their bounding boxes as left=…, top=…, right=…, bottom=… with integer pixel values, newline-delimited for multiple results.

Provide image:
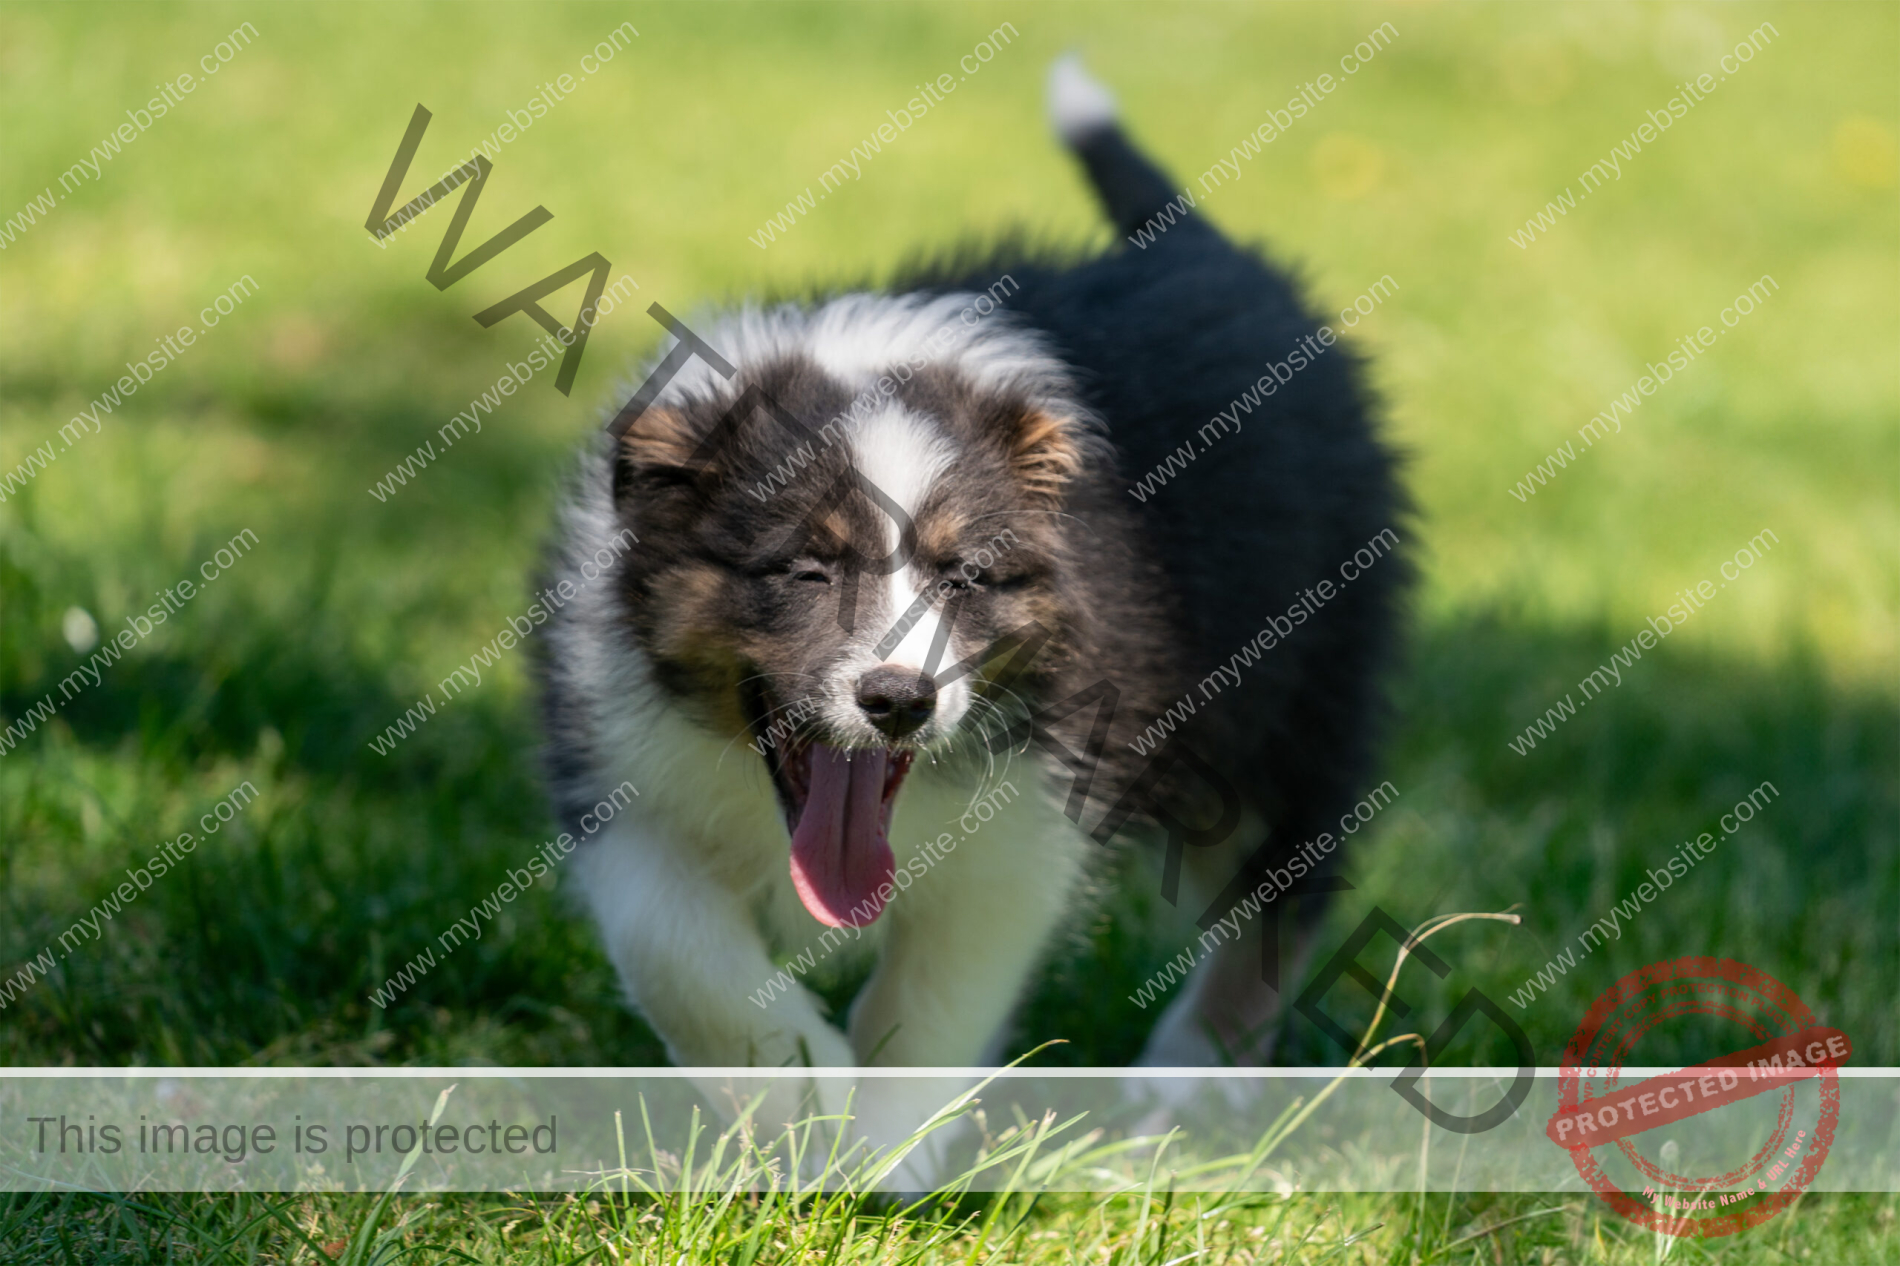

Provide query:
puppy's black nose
left=856, top=665, right=937, bottom=739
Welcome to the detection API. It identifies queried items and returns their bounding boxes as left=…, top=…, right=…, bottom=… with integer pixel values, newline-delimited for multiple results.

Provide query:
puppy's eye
left=786, top=560, right=834, bottom=585
left=940, top=564, right=988, bottom=593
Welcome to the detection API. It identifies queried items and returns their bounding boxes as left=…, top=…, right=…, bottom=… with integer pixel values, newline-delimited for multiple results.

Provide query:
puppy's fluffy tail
left=1047, top=55, right=1204, bottom=241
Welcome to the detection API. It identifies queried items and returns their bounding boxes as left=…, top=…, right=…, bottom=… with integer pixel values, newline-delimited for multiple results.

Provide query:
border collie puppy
left=540, top=59, right=1406, bottom=1073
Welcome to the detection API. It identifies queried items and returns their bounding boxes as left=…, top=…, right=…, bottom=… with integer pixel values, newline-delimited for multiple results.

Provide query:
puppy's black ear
left=614, top=407, right=711, bottom=505
left=1005, top=407, right=1085, bottom=503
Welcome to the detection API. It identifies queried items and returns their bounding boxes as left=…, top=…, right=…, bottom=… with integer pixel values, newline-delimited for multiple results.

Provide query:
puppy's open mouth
left=775, top=741, right=912, bottom=928
left=746, top=686, right=913, bottom=928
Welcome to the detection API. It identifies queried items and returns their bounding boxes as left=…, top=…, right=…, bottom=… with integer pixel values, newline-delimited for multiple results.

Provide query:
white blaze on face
left=841, top=407, right=971, bottom=738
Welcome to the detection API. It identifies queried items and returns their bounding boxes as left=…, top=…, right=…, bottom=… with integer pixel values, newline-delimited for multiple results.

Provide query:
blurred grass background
left=1, top=0, right=1894, bottom=1094
left=4, top=2, right=1896, bottom=1259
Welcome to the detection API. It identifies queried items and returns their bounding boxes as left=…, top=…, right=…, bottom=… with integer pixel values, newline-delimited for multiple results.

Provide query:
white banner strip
left=3, top=1068, right=1893, bottom=1194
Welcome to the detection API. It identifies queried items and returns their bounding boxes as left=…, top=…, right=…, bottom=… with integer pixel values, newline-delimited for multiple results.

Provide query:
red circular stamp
left=1547, top=957, right=1849, bottom=1239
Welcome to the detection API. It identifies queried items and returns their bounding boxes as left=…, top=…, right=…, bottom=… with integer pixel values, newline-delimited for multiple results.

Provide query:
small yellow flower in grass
left=1312, top=133, right=1385, bottom=201
left=1499, top=36, right=1576, bottom=107
left=1834, top=116, right=1898, bottom=189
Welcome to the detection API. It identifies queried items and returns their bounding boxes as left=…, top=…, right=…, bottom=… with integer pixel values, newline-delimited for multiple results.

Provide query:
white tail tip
left=1047, top=54, right=1117, bottom=145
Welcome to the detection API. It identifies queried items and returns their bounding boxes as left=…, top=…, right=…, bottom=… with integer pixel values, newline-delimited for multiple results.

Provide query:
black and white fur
left=538, top=58, right=1407, bottom=1075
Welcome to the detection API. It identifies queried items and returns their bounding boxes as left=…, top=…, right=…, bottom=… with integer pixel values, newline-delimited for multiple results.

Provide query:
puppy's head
left=611, top=302, right=1092, bottom=927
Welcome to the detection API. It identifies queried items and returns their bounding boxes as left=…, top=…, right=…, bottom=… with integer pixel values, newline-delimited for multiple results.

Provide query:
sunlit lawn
left=2, top=1, right=1894, bottom=1260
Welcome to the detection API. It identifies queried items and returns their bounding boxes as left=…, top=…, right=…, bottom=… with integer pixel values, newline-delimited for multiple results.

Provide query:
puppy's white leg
left=576, top=822, right=865, bottom=1176
left=848, top=787, right=1086, bottom=1068
left=842, top=784, right=1087, bottom=1187
left=577, top=823, right=852, bottom=1067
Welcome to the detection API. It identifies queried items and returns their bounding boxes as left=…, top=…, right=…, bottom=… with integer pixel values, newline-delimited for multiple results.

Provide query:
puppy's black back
left=905, top=120, right=1408, bottom=918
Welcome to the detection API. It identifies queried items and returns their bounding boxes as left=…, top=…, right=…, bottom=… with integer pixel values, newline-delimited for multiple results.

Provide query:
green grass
left=2, top=1188, right=1897, bottom=1266
left=2, top=0, right=1895, bottom=1259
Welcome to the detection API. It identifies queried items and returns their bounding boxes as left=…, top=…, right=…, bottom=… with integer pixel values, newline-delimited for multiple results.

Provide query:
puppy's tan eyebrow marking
left=816, top=509, right=853, bottom=548
left=917, top=508, right=969, bottom=562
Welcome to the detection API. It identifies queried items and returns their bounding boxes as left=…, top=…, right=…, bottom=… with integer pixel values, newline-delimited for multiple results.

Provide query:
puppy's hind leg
left=1135, top=813, right=1342, bottom=1067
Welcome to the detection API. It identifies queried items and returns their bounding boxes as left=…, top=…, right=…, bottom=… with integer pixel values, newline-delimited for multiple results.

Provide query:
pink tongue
left=788, top=744, right=896, bottom=927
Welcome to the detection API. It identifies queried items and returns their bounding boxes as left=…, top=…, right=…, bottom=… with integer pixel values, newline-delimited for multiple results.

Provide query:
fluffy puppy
left=538, top=58, right=1407, bottom=1074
